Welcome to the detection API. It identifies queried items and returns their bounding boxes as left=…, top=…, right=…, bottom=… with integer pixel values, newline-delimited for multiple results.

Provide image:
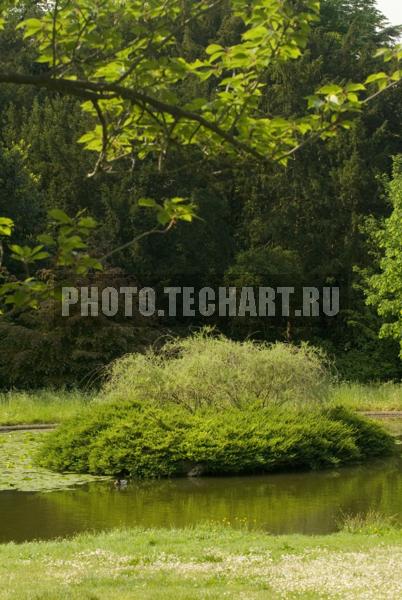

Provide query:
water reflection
left=1, top=454, right=401, bottom=543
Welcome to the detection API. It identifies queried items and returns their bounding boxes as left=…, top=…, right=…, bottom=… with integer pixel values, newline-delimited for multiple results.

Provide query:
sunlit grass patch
left=0, top=526, right=401, bottom=599
left=339, top=510, right=400, bottom=535
left=0, top=390, right=91, bottom=426
left=330, top=382, right=402, bottom=412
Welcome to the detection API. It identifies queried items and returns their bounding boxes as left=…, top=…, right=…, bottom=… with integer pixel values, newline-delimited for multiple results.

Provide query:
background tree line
left=0, top=0, right=401, bottom=388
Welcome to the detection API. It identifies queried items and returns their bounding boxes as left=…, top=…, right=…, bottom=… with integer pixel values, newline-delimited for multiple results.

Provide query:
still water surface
left=1, top=454, right=401, bottom=543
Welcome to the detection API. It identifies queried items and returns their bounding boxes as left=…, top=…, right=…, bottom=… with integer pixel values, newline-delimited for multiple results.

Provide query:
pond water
left=1, top=453, right=401, bottom=543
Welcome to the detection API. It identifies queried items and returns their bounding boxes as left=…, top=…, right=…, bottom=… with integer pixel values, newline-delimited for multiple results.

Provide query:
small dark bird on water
left=113, top=479, right=128, bottom=489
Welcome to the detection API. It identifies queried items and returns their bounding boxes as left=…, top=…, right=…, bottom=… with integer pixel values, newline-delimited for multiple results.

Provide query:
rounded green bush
left=38, top=335, right=394, bottom=479
left=101, top=332, right=332, bottom=410
left=39, top=401, right=394, bottom=478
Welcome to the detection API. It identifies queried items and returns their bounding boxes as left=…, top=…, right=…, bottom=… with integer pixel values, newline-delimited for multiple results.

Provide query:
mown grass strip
left=0, top=526, right=401, bottom=599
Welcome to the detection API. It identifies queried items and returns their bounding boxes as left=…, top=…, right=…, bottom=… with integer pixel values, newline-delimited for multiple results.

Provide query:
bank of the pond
left=0, top=383, right=400, bottom=427
left=378, top=417, right=402, bottom=437
left=0, top=526, right=401, bottom=599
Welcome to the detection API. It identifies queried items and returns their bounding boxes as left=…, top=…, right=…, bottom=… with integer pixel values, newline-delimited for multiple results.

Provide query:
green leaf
left=17, top=18, right=43, bottom=38
left=0, top=217, right=14, bottom=237
left=243, top=25, right=268, bottom=41
left=345, top=83, right=366, bottom=92
left=9, top=245, right=25, bottom=257
left=138, top=198, right=157, bottom=208
left=206, top=44, right=224, bottom=56
left=156, top=210, right=171, bottom=226
left=48, top=209, right=73, bottom=224
left=31, top=251, right=50, bottom=261
left=391, top=70, right=402, bottom=82
left=374, top=48, right=389, bottom=58
left=365, top=72, right=388, bottom=85
left=178, top=213, right=193, bottom=222
left=317, top=84, right=343, bottom=95
left=37, top=234, right=55, bottom=246
left=30, top=246, right=50, bottom=261
left=78, top=217, right=98, bottom=229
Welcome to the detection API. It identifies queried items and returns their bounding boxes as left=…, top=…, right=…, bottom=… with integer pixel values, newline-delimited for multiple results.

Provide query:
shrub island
left=39, top=334, right=396, bottom=479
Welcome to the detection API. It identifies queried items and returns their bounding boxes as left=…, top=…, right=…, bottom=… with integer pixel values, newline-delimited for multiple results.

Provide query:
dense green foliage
left=103, top=332, right=331, bottom=409
left=0, top=302, right=163, bottom=388
left=0, top=0, right=401, bottom=387
left=39, top=335, right=394, bottom=478
left=39, top=399, right=394, bottom=478
left=1, top=0, right=396, bottom=167
left=364, top=156, right=402, bottom=357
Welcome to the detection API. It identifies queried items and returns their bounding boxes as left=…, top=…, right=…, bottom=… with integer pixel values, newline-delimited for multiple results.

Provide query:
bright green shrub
left=39, top=401, right=394, bottom=478
left=102, top=332, right=332, bottom=410
left=325, top=406, right=396, bottom=458
left=41, top=400, right=136, bottom=473
left=39, top=335, right=394, bottom=479
left=181, top=409, right=361, bottom=473
left=87, top=405, right=191, bottom=478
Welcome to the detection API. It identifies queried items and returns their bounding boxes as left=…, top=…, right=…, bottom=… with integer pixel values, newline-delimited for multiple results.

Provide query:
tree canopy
left=0, top=0, right=401, bottom=172
left=0, top=0, right=401, bottom=386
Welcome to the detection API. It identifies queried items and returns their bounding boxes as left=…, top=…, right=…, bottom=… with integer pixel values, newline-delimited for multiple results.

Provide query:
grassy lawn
left=330, top=382, right=402, bottom=411
left=0, top=390, right=92, bottom=426
left=0, top=526, right=401, bottom=599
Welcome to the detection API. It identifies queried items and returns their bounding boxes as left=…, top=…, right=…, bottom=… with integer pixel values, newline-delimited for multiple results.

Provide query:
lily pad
left=0, top=431, right=108, bottom=492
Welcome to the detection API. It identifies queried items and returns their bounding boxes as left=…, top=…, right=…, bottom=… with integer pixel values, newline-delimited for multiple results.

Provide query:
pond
left=1, top=453, right=401, bottom=543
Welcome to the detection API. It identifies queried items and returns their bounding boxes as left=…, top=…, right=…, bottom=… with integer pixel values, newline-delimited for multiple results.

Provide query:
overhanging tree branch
left=100, top=220, right=176, bottom=263
left=0, top=71, right=401, bottom=166
left=0, top=71, right=268, bottom=161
